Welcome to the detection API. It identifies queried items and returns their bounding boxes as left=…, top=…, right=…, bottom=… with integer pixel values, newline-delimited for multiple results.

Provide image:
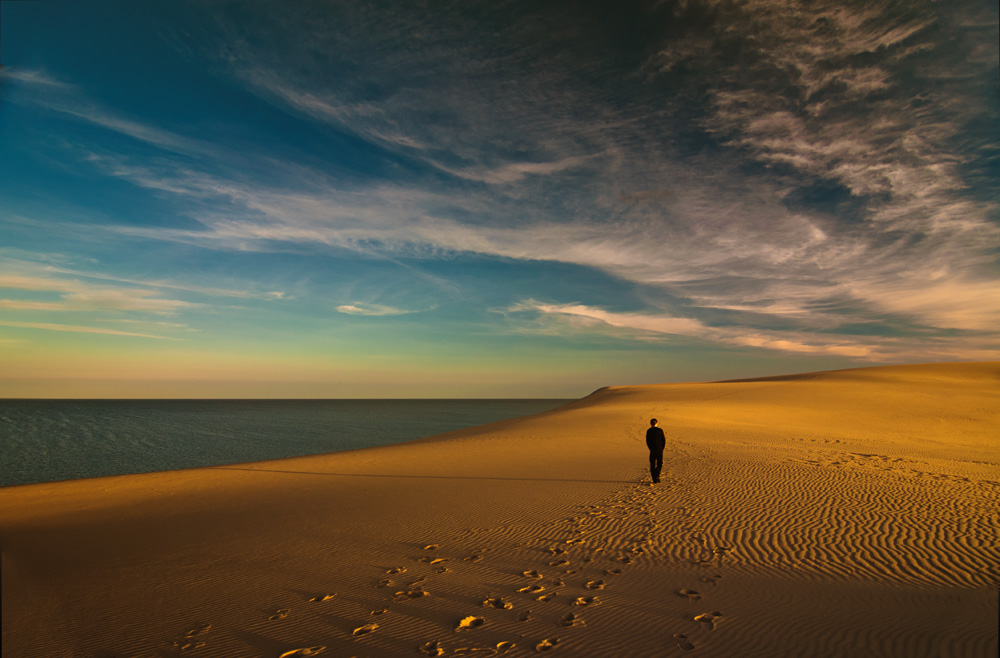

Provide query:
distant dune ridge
left=2, top=362, right=997, bottom=657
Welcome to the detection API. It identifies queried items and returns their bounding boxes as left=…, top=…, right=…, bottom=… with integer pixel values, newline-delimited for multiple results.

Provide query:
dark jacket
left=646, top=426, right=666, bottom=452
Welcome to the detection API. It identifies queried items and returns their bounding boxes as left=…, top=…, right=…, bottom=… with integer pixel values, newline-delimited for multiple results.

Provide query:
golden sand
left=1, top=362, right=997, bottom=657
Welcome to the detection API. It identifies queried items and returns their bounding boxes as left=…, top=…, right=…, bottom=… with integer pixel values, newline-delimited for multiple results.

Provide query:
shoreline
left=0, top=398, right=575, bottom=489
left=2, top=362, right=997, bottom=657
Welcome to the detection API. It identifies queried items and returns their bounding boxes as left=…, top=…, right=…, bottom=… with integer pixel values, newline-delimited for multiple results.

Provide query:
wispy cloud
left=846, top=276, right=1000, bottom=332
left=0, top=300, right=71, bottom=311
left=426, top=154, right=595, bottom=185
left=0, top=320, right=171, bottom=339
left=89, top=151, right=999, bottom=341
left=510, top=299, right=875, bottom=357
left=0, top=68, right=74, bottom=88
left=4, top=67, right=216, bottom=157
left=336, top=303, right=415, bottom=316
left=0, top=272, right=200, bottom=314
left=230, top=71, right=603, bottom=187
left=511, top=300, right=1000, bottom=362
left=7, top=1, right=996, bottom=371
left=43, top=266, right=284, bottom=301
left=513, top=300, right=705, bottom=337
left=0, top=258, right=286, bottom=302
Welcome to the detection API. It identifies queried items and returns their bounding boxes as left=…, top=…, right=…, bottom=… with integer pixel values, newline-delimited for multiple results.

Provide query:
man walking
left=646, top=418, right=666, bottom=484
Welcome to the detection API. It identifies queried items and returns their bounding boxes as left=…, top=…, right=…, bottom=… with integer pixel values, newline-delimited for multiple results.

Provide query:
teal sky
left=1, top=0, right=998, bottom=398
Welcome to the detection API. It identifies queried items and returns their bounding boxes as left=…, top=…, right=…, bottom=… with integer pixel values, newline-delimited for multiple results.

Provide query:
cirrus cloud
left=336, top=303, right=415, bottom=316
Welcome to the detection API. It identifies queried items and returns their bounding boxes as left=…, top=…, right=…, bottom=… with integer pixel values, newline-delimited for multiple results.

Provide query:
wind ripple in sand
left=669, top=459, right=999, bottom=588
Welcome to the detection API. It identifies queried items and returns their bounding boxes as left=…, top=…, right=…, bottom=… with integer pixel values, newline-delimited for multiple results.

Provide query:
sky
left=0, top=0, right=998, bottom=398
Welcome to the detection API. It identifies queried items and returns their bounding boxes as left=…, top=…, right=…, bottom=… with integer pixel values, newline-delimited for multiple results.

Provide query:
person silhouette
left=645, top=418, right=666, bottom=483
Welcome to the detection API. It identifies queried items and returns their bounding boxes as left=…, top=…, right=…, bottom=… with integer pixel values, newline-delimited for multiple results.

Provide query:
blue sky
left=1, top=0, right=997, bottom=397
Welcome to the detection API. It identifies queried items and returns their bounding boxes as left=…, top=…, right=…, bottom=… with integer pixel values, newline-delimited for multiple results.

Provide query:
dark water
left=0, top=399, right=572, bottom=487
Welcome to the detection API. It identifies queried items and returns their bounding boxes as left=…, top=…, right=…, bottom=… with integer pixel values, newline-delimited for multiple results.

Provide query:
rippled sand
left=2, top=362, right=997, bottom=657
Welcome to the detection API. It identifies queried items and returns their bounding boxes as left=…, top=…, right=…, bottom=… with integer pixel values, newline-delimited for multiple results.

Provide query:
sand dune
left=2, top=362, right=997, bottom=657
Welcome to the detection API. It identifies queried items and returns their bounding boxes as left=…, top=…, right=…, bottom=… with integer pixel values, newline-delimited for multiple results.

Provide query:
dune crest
left=2, top=362, right=997, bottom=657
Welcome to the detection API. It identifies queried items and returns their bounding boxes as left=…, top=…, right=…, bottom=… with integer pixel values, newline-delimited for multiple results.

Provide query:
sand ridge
left=1, top=361, right=997, bottom=657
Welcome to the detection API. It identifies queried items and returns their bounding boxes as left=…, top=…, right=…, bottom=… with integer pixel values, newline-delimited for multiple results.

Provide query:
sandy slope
left=1, top=362, right=997, bottom=658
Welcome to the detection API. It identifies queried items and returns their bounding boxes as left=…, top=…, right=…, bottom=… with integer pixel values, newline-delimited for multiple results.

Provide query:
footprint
left=424, top=544, right=440, bottom=550
left=419, top=640, right=444, bottom=656
left=370, top=608, right=387, bottom=616
left=700, top=575, right=722, bottom=584
left=455, top=616, right=485, bottom=632
left=602, top=569, right=622, bottom=576
left=694, top=611, right=723, bottom=630
left=548, top=559, right=570, bottom=567
left=496, top=641, right=516, bottom=654
left=559, top=612, right=585, bottom=627
left=386, top=567, right=407, bottom=575
left=352, top=623, right=378, bottom=637
left=550, top=579, right=564, bottom=587
left=517, top=585, right=545, bottom=594
left=677, top=589, right=701, bottom=600
left=268, top=609, right=290, bottom=621
left=536, top=638, right=560, bottom=652
left=545, top=547, right=566, bottom=555
left=572, top=596, right=600, bottom=607
left=418, top=557, right=448, bottom=564
left=615, top=556, right=633, bottom=564
left=309, top=593, right=337, bottom=602
left=184, top=624, right=211, bottom=637
left=518, top=610, right=532, bottom=621
left=278, top=647, right=326, bottom=658
left=482, top=596, right=514, bottom=610
left=672, top=634, right=695, bottom=651
left=393, top=588, right=430, bottom=601
left=522, top=570, right=543, bottom=578
left=565, top=539, right=584, bottom=545
left=177, top=642, right=205, bottom=652
left=464, top=554, right=484, bottom=562
left=377, top=579, right=393, bottom=588
left=585, top=580, right=605, bottom=590
left=535, top=592, right=556, bottom=602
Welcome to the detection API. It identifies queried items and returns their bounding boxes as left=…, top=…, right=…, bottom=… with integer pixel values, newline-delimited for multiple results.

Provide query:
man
left=645, top=418, right=666, bottom=484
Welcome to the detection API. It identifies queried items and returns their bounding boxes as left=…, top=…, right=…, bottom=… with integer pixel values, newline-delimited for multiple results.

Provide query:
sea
left=0, top=399, right=572, bottom=487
